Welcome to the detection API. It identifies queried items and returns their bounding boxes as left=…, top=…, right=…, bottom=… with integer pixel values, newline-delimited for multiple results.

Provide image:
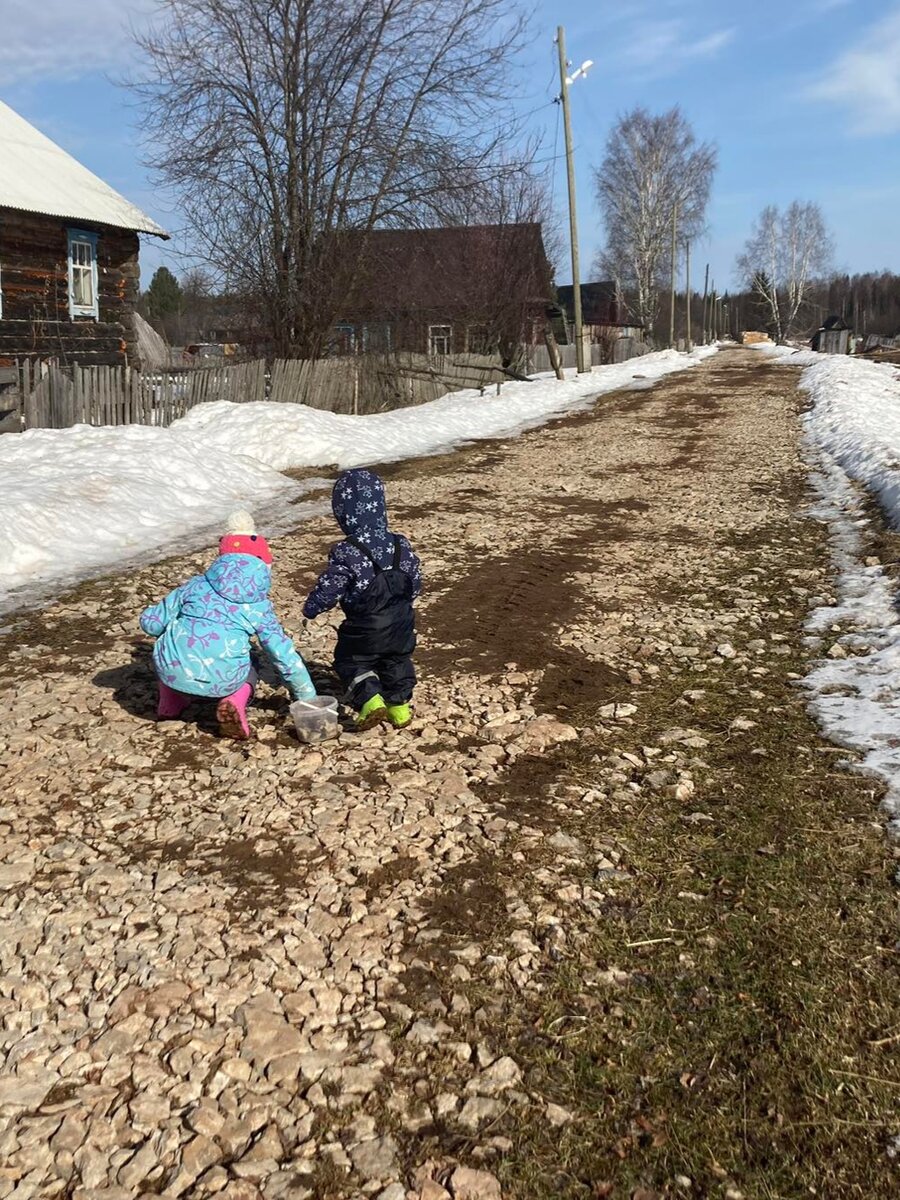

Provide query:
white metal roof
left=0, top=100, right=168, bottom=238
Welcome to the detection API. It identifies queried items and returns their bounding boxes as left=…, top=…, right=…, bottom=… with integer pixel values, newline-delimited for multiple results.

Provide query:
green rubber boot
left=356, top=694, right=388, bottom=730
left=386, top=703, right=412, bottom=729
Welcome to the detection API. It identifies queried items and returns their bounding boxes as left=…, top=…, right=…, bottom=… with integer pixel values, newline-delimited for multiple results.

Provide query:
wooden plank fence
left=523, top=337, right=648, bottom=374
left=12, top=359, right=269, bottom=431
left=8, top=347, right=573, bottom=433
left=268, top=353, right=508, bottom=413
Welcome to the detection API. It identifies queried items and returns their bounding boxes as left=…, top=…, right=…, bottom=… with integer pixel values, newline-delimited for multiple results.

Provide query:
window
left=330, top=324, right=356, bottom=355
left=362, top=323, right=392, bottom=353
left=428, top=324, right=452, bottom=356
left=67, top=229, right=99, bottom=319
left=466, top=325, right=492, bottom=354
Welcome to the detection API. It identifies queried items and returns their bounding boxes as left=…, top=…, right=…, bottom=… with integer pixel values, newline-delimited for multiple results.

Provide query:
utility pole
left=668, top=201, right=678, bottom=349
left=557, top=26, right=587, bottom=373
left=701, top=262, right=709, bottom=345
left=685, top=239, right=692, bottom=353
left=711, top=283, right=717, bottom=342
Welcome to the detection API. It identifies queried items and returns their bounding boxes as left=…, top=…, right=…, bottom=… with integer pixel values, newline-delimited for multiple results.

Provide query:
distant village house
left=0, top=100, right=168, bottom=369
left=556, top=281, right=643, bottom=343
left=332, top=223, right=555, bottom=363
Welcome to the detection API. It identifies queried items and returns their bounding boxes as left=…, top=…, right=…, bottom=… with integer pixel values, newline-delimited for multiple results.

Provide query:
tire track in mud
left=416, top=512, right=641, bottom=717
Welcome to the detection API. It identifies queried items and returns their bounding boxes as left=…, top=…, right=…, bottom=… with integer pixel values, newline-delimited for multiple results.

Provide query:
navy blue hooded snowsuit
left=303, top=469, right=422, bottom=708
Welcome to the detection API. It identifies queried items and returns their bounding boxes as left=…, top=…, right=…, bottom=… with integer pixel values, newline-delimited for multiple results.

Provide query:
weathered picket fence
left=10, top=351, right=512, bottom=432
left=15, top=359, right=269, bottom=431
left=268, top=351, right=508, bottom=411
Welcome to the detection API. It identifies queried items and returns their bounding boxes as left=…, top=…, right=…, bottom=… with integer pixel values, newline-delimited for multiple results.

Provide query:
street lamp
left=565, top=60, right=594, bottom=86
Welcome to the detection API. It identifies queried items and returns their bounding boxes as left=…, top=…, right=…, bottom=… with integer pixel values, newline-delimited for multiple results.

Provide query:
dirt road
left=0, top=349, right=897, bottom=1199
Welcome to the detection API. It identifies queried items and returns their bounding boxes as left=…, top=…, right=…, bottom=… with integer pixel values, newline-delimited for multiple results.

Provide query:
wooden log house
left=0, top=100, right=168, bottom=368
left=332, top=224, right=555, bottom=363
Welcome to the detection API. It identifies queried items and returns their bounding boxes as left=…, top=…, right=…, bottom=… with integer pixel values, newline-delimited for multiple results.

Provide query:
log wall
left=0, top=208, right=140, bottom=368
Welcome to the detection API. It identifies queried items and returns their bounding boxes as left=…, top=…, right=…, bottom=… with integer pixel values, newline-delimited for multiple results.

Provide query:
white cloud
left=806, top=8, right=900, bottom=135
left=1, top=0, right=156, bottom=84
left=618, top=18, right=735, bottom=76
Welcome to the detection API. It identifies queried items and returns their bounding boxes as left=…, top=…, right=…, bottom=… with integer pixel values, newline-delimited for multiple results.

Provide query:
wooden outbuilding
left=811, top=314, right=851, bottom=356
left=0, top=100, right=168, bottom=368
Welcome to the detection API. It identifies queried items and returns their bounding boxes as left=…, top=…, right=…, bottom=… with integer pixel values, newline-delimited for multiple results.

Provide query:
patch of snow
left=748, top=341, right=822, bottom=367
left=174, top=349, right=718, bottom=472
left=802, top=354, right=900, bottom=527
left=0, top=347, right=716, bottom=613
left=0, top=424, right=316, bottom=616
left=795, top=352, right=900, bottom=836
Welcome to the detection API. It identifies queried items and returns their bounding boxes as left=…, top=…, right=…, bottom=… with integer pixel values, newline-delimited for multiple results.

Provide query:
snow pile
left=750, top=341, right=821, bottom=367
left=175, top=349, right=718, bottom=472
left=0, top=347, right=715, bottom=612
left=0, top=424, right=301, bottom=613
left=797, top=352, right=900, bottom=832
left=802, top=354, right=900, bottom=525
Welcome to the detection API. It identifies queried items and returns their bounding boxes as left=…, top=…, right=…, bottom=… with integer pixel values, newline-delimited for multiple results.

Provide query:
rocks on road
left=0, top=350, right=822, bottom=1198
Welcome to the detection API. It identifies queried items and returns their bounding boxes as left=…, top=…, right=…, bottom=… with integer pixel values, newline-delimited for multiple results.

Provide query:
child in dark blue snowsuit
left=303, top=468, right=422, bottom=729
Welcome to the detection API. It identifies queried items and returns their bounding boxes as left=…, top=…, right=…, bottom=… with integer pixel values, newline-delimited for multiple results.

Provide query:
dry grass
left=497, top=656, right=898, bottom=1198
left=409, top=493, right=900, bottom=1198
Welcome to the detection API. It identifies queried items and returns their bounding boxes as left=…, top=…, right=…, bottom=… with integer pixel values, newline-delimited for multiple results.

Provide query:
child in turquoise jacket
left=140, top=511, right=316, bottom=739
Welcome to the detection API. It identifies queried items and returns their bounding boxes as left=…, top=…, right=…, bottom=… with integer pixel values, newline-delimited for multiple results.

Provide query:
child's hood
left=204, top=553, right=271, bottom=604
left=332, top=468, right=389, bottom=539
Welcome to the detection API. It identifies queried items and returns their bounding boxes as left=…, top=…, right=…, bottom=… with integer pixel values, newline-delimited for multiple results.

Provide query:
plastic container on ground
left=290, top=695, right=339, bottom=743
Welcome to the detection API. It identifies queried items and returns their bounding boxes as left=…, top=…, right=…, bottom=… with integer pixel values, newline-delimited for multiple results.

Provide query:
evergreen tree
left=145, top=267, right=183, bottom=328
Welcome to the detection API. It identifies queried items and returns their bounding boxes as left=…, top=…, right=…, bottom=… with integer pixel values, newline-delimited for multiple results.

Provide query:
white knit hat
left=225, top=509, right=256, bottom=536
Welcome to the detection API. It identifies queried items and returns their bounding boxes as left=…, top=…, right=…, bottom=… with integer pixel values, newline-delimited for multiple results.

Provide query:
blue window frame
left=332, top=323, right=356, bottom=354
left=67, top=228, right=99, bottom=319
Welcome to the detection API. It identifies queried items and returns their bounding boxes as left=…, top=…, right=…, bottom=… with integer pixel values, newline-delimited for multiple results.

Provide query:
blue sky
left=3, top=0, right=899, bottom=291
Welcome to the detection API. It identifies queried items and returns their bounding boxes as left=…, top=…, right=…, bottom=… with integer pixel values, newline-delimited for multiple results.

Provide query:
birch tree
left=592, top=107, right=716, bottom=332
left=130, top=0, right=531, bottom=357
left=737, top=202, right=833, bottom=340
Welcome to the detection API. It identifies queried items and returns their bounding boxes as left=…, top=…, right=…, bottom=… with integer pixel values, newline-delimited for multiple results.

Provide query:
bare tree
left=737, top=201, right=833, bottom=340
left=739, top=205, right=782, bottom=338
left=130, top=0, right=530, bottom=358
left=592, top=106, right=717, bottom=335
left=426, top=159, right=560, bottom=361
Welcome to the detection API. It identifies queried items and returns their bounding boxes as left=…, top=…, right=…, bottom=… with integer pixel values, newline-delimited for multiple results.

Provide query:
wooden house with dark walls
left=332, top=224, right=555, bottom=365
left=0, top=100, right=168, bottom=368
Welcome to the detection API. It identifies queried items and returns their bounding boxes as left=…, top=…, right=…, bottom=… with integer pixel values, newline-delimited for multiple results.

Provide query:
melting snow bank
left=174, top=348, right=718, bottom=472
left=0, top=347, right=716, bottom=614
left=794, top=351, right=900, bottom=836
left=0, top=425, right=321, bottom=617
